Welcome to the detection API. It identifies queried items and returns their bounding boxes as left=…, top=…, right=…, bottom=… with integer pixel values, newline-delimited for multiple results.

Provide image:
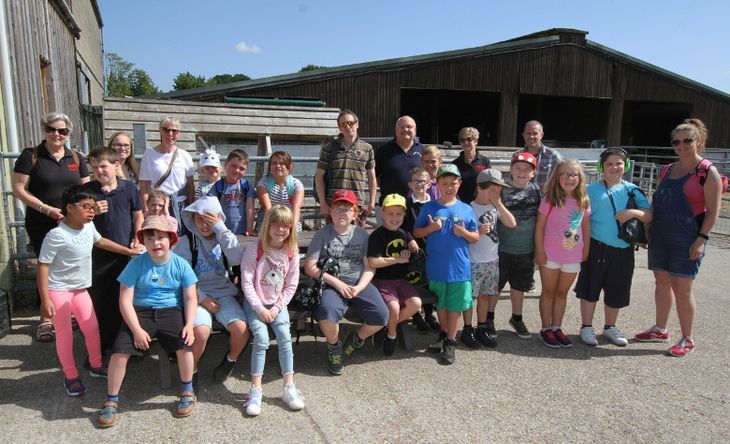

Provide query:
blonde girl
left=107, top=131, right=139, bottom=182
left=534, top=158, right=591, bottom=348
left=240, top=205, right=304, bottom=416
left=422, top=145, right=443, bottom=200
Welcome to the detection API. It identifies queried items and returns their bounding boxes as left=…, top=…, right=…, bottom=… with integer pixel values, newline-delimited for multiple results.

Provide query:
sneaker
left=89, top=365, right=108, bottom=379
left=175, top=391, right=196, bottom=417
left=509, top=318, right=531, bottom=339
left=383, top=336, right=397, bottom=357
left=326, top=341, right=344, bottom=375
left=282, top=383, right=305, bottom=410
left=412, top=313, right=429, bottom=332
left=580, top=326, right=598, bottom=346
left=64, top=378, right=86, bottom=397
left=475, top=326, right=498, bottom=348
left=371, top=328, right=386, bottom=348
left=244, top=387, right=262, bottom=416
left=553, top=328, right=573, bottom=348
left=603, top=326, right=628, bottom=346
left=460, top=325, right=480, bottom=349
left=634, top=325, right=670, bottom=343
left=213, top=353, right=237, bottom=383
left=97, top=401, right=119, bottom=428
left=342, top=331, right=365, bottom=357
left=425, top=313, right=441, bottom=331
left=667, top=337, right=695, bottom=357
left=439, top=338, right=456, bottom=365
left=540, top=329, right=560, bottom=348
left=484, top=321, right=497, bottom=338
left=428, top=330, right=447, bottom=352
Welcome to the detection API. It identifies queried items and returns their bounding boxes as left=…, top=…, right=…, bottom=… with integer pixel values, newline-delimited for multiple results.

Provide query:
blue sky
left=99, top=0, right=730, bottom=94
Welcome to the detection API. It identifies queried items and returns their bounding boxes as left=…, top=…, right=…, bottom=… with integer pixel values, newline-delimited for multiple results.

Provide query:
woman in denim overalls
left=635, top=119, right=723, bottom=356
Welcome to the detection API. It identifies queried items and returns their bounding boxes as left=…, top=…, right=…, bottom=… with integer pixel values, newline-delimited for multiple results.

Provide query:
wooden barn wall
left=220, top=44, right=730, bottom=146
left=5, top=0, right=81, bottom=148
left=103, top=97, right=340, bottom=155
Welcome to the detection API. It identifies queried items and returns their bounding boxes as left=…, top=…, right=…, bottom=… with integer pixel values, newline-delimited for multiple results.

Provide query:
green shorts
left=428, top=280, right=473, bottom=313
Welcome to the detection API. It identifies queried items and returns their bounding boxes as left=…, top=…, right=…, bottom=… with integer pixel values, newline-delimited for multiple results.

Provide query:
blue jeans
left=242, top=299, right=293, bottom=376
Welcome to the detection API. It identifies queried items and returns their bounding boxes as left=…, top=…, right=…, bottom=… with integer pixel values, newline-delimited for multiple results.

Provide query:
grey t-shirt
left=498, top=181, right=541, bottom=254
left=305, top=224, right=369, bottom=286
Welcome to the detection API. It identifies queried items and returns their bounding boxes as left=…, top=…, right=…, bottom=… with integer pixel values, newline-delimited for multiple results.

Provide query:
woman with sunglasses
left=107, top=131, right=139, bottom=183
left=635, top=119, right=723, bottom=357
left=139, top=117, right=195, bottom=235
left=452, top=127, right=491, bottom=203
left=12, top=112, right=90, bottom=343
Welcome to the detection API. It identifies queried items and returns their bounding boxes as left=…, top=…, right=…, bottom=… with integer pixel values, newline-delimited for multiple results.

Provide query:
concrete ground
left=1, top=240, right=729, bottom=443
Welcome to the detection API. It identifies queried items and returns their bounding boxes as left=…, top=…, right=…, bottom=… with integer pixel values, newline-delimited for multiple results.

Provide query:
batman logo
left=385, top=238, right=407, bottom=258
left=406, top=270, right=422, bottom=285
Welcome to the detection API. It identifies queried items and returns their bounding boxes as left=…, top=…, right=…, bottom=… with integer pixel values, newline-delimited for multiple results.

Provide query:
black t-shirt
left=86, top=179, right=142, bottom=246
left=13, top=142, right=89, bottom=226
left=452, top=152, right=491, bottom=203
left=368, top=226, right=415, bottom=280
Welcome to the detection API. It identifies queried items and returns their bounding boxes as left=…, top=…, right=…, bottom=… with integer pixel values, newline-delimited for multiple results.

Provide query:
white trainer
left=579, top=326, right=598, bottom=346
left=282, top=383, right=305, bottom=411
left=603, top=326, right=628, bottom=346
left=245, top=387, right=262, bottom=416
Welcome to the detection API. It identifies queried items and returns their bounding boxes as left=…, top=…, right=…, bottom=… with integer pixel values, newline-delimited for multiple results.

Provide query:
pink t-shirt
left=538, top=197, right=591, bottom=264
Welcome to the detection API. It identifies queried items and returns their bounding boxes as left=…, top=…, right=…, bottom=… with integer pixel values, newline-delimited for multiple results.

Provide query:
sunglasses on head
left=671, top=138, right=695, bottom=146
left=45, top=126, right=69, bottom=136
left=338, top=121, right=357, bottom=129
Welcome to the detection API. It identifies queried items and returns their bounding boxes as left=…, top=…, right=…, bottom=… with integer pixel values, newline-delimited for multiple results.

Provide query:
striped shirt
left=255, top=175, right=304, bottom=232
left=318, top=137, right=374, bottom=206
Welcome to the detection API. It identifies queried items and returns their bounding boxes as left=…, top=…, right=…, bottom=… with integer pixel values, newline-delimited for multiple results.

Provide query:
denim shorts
left=193, top=294, right=247, bottom=329
left=648, top=224, right=704, bottom=279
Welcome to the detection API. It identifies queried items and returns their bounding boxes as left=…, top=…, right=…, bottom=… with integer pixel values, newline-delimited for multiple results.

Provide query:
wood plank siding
left=5, top=0, right=82, bottom=148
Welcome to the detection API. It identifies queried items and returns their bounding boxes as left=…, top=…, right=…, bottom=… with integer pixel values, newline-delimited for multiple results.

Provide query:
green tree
left=207, top=73, right=250, bottom=86
left=104, top=52, right=159, bottom=97
left=299, top=64, right=327, bottom=72
left=173, top=72, right=207, bottom=91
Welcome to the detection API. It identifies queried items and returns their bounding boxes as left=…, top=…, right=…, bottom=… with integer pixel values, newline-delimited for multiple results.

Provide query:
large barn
left=160, top=28, right=730, bottom=149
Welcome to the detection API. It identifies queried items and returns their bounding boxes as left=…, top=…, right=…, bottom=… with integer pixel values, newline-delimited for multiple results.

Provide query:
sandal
left=97, top=401, right=119, bottom=428
left=37, top=321, right=55, bottom=343
left=175, top=391, right=196, bottom=417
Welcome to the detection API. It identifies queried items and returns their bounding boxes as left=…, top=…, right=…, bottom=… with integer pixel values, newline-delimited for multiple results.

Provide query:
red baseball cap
left=331, top=190, right=358, bottom=206
left=511, top=151, right=537, bottom=169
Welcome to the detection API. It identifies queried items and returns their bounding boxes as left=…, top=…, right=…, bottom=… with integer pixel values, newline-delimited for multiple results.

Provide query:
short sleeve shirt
left=305, top=224, right=369, bottom=286
left=497, top=182, right=541, bottom=254
left=319, top=137, right=374, bottom=206
left=13, top=142, right=89, bottom=226
left=375, top=140, right=424, bottom=205
left=588, top=180, right=650, bottom=248
left=117, top=252, right=198, bottom=309
left=209, top=179, right=255, bottom=235
left=414, top=199, right=477, bottom=282
left=256, top=175, right=304, bottom=231
left=452, top=152, right=491, bottom=203
left=469, top=202, right=500, bottom=263
left=38, top=222, right=101, bottom=290
left=86, top=179, right=142, bottom=246
left=368, top=226, right=415, bottom=280
left=538, top=197, right=591, bottom=264
left=139, top=147, right=194, bottom=195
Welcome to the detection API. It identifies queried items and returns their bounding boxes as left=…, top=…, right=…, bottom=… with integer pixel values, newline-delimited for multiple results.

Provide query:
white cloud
left=234, top=41, right=261, bottom=54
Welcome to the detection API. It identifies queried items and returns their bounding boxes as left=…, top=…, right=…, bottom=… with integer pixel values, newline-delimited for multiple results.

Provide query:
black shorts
left=112, top=306, right=191, bottom=356
left=574, top=238, right=634, bottom=309
left=498, top=251, right=535, bottom=293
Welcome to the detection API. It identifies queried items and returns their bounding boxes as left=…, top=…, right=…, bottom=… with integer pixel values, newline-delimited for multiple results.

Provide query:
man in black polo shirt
left=375, top=116, right=424, bottom=208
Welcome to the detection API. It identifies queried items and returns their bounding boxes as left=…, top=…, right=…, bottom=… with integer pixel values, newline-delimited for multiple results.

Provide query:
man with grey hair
left=375, top=116, right=424, bottom=206
left=516, top=120, right=561, bottom=190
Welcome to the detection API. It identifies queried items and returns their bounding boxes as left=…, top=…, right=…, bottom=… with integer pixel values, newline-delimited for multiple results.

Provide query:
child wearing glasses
left=534, top=158, right=591, bottom=348
left=37, top=185, right=141, bottom=397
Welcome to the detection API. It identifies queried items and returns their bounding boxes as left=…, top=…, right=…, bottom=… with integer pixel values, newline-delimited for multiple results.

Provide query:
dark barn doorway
left=516, top=95, right=610, bottom=147
left=621, top=101, right=692, bottom=146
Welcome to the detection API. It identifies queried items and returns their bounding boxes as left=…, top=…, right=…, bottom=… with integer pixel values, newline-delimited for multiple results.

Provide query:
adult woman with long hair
left=107, top=131, right=139, bottom=182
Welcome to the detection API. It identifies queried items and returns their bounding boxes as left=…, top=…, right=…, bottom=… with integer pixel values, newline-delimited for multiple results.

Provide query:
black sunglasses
left=45, top=126, right=69, bottom=136
left=671, top=138, right=695, bottom=146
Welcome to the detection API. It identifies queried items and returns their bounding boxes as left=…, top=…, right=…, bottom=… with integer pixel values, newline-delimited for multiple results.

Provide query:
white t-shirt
left=469, top=202, right=500, bottom=263
left=139, top=146, right=194, bottom=195
left=38, top=222, right=102, bottom=290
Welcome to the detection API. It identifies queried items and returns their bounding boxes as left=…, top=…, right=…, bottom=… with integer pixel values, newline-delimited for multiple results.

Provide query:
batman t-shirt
left=368, top=226, right=415, bottom=280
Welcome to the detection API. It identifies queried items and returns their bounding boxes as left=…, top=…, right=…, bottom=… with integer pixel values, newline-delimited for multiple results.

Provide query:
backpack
left=264, top=175, right=297, bottom=204
left=214, top=178, right=251, bottom=203
left=660, top=159, right=729, bottom=193
left=312, top=141, right=339, bottom=203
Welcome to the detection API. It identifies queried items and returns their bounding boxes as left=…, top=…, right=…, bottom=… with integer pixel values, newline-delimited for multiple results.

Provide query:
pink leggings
left=49, top=289, right=102, bottom=380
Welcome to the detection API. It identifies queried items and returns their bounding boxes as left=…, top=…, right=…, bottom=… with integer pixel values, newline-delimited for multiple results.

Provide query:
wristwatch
left=697, top=232, right=709, bottom=240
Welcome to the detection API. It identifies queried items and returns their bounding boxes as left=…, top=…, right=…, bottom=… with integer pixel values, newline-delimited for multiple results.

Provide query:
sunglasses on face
left=671, top=138, right=695, bottom=146
left=162, top=127, right=180, bottom=134
left=459, top=137, right=474, bottom=143
left=338, top=121, right=357, bottom=129
left=45, top=126, right=69, bottom=136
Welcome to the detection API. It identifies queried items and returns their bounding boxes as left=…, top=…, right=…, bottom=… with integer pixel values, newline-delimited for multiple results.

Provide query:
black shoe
left=327, top=341, right=344, bottom=375
left=213, top=353, right=237, bottom=383
left=475, top=326, right=498, bottom=348
left=428, top=330, right=447, bottom=353
left=371, top=328, right=386, bottom=348
left=412, top=313, right=429, bottom=332
left=425, top=314, right=441, bottom=331
left=383, top=336, right=397, bottom=356
left=439, top=338, right=456, bottom=365
left=343, top=331, right=365, bottom=357
left=485, top=321, right=497, bottom=338
left=460, top=325, right=480, bottom=349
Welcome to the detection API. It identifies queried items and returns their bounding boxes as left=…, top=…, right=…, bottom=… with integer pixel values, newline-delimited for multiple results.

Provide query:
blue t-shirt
left=210, top=179, right=255, bottom=234
left=117, top=252, right=198, bottom=308
left=414, top=199, right=477, bottom=282
left=588, top=180, right=650, bottom=248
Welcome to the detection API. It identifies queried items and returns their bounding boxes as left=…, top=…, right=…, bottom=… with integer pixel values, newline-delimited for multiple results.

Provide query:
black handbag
left=605, top=181, right=648, bottom=249
left=288, top=273, right=320, bottom=312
